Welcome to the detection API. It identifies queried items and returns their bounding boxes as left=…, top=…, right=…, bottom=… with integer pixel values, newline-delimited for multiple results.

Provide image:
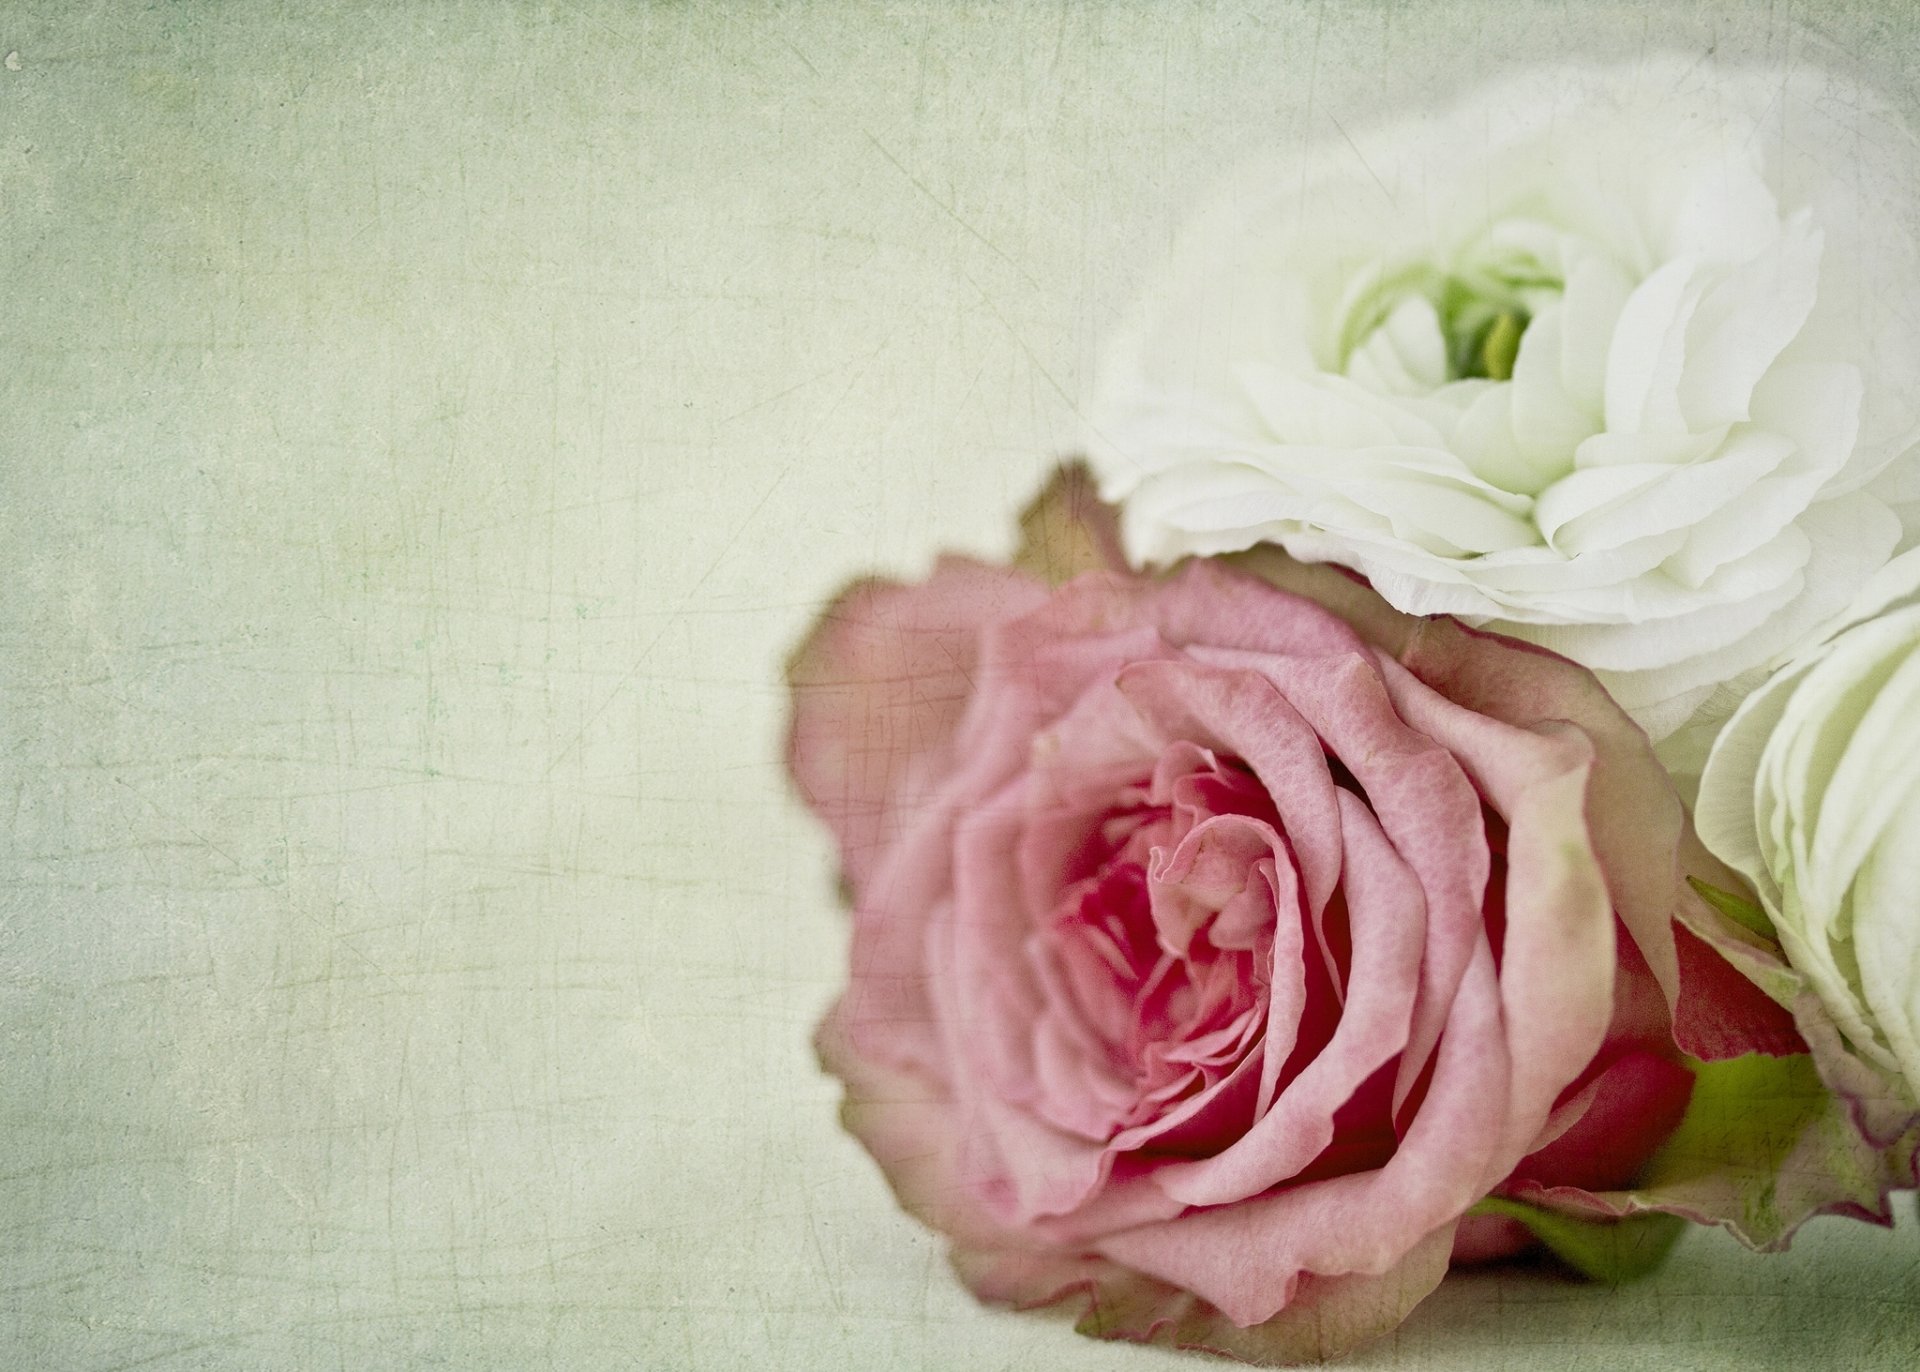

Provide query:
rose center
left=1032, top=754, right=1286, bottom=1141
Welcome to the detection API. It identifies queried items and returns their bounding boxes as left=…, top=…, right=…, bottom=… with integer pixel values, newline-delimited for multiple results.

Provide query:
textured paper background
left=2, top=3, right=1917, bottom=1367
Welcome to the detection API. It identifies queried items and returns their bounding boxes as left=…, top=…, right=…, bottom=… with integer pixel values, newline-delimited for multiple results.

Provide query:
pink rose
left=790, top=476, right=1800, bottom=1363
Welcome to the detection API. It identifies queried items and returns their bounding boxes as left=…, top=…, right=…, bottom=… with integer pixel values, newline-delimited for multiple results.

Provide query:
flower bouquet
left=787, top=57, right=1920, bottom=1363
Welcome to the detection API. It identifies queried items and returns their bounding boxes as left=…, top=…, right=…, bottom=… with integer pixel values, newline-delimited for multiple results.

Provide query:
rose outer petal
left=1505, top=1048, right=1697, bottom=1193
left=787, top=557, right=1047, bottom=897
left=1473, top=724, right=1619, bottom=1171
left=1392, top=616, right=1685, bottom=1012
left=953, top=1221, right=1454, bottom=1365
left=1672, top=918, right=1808, bottom=1061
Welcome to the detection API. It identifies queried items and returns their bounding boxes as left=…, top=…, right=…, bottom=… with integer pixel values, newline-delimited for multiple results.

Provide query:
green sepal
left=1468, top=1195, right=1687, bottom=1282
left=1011, top=462, right=1128, bottom=586
left=1627, top=1052, right=1880, bottom=1245
left=1686, top=875, right=1778, bottom=942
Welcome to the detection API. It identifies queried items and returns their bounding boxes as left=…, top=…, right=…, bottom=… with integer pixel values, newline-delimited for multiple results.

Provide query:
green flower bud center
left=1339, top=257, right=1559, bottom=389
left=1453, top=303, right=1527, bottom=383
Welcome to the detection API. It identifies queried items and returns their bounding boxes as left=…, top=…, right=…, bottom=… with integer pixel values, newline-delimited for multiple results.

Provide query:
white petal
left=1820, top=544, right=1920, bottom=638
left=1604, top=257, right=1704, bottom=435
left=1663, top=462, right=1828, bottom=590
left=1449, top=384, right=1533, bottom=494
left=1464, top=530, right=1687, bottom=597
left=1549, top=432, right=1793, bottom=558
left=1677, top=213, right=1824, bottom=430
left=1600, top=494, right=1900, bottom=716
left=1572, top=425, right=1729, bottom=470
left=1239, top=363, right=1444, bottom=449
left=1799, top=610, right=1920, bottom=914
left=1659, top=145, right=1781, bottom=263
left=1345, top=294, right=1450, bottom=396
left=1507, top=540, right=1806, bottom=669
left=1756, top=650, right=1907, bottom=1073
left=1697, top=655, right=1818, bottom=907
left=1747, top=361, right=1864, bottom=482
left=1534, top=463, right=1670, bottom=548
left=1556, top=250, right=1634, bottom=416
left=1851, top=793, right=1920, bottom=1098
left=1507, top=306, right=1599, bottom=472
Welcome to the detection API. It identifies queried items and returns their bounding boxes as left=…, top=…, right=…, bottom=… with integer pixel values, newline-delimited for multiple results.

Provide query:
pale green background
left=2, top=2, right=1916, bottom=1368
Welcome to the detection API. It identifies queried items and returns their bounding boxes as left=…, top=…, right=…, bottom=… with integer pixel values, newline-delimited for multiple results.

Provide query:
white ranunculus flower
left=1696, top=547, right=1920, bottom=1110
left=1087, top=58, right=1920, bottom=745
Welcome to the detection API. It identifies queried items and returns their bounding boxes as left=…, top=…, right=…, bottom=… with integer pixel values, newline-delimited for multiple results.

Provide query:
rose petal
left=1095, top=940, right=1510, bottom=1326
left=1386, top=614, right=1684, bottom=1008
left=1153, top=788, right=1428, bottom=1204
left=787, top=558, right=1046, bottom=895
left=1506, top=1048, right=1696, bottom=1193
left=1114, top=658, right=1346, bottom=921
left=953, top=1221, right=1453, bottom=1361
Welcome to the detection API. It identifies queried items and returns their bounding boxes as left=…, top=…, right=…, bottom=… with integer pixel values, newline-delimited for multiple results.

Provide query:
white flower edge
left=1088, top=55, right=1920, bottom=744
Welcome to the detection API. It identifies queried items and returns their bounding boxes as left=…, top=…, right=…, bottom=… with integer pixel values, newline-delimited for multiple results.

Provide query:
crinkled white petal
left=1698, top=547, right=1920, bottom=1103
left=1344, top=295, right=1451, bottom=397
left=1238, top=363, right=1446, bottom=449
left=1540, top=434, right=1793, bottom=559
left=1660, top=143, right=1781, bottom=262
left=1804, top=628, right=1920, bottom=912
left=1555, top=250, right=1634, bottom=416
left=1582, top=495, right=1898, bottom=701
left=1505, top=306, right=1598, bottom=469
left=1852, top=793, right=1920, bottom=1094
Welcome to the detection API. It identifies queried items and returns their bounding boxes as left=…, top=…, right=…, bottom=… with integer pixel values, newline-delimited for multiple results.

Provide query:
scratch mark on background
left=1328, top=115, right=1394, bottom=203
left=543, top=460, right=794, bottom=775
left=108, top=776, right=401, bottom=987
left=961, top=271, right=1081, bottom=425
left=864, top=132, right=1042, bottom=291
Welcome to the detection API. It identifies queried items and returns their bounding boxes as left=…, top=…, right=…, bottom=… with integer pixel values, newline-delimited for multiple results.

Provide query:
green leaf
left=1687, top=876, right=1778, bottom=942
left=1469, top=1196, right=1687, bottom=1282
